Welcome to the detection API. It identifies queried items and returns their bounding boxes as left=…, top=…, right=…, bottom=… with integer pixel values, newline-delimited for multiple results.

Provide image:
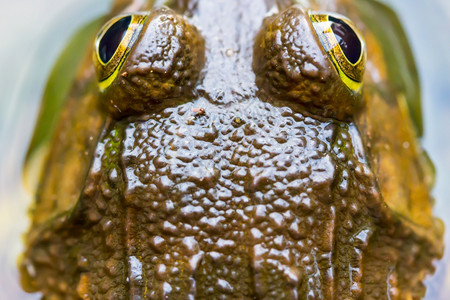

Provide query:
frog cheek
left=309, top=11, right=367, bottom=94
left=93, top=13, right=149, bottom=92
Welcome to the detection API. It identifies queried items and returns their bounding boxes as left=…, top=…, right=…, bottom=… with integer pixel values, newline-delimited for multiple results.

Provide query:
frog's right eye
left=253, top=6, right=364, bottom=121
left=309, top=12, right=366, bottom=93
left=94, top=13, right=148, bottom=91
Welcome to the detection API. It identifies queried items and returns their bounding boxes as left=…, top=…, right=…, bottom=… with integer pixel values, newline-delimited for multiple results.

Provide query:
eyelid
left=94, top=13, right=149, bottom=92
left=309, top=11, right=366, bottom=93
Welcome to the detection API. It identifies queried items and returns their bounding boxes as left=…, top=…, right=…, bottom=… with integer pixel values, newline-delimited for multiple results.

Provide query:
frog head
left=21, top=1, right=443, bottom=298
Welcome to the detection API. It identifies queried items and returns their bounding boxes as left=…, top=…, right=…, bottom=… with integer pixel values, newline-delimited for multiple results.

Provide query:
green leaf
left=25, top=16, right=104, bottom=164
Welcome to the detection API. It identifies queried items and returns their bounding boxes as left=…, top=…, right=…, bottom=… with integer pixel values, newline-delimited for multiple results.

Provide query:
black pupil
left=99, top=16, right=132, bottom=63
left=329, top=16, right=361, bottom=64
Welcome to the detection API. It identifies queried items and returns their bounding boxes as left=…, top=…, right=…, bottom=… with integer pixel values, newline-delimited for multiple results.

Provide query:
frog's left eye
left=94, top=13, right=148, bottom=91
left=309, top=12, right=366, bottom=93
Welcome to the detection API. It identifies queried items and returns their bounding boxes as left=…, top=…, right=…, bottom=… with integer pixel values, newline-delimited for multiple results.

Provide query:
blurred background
left=0, top=0, right=449, bottom=298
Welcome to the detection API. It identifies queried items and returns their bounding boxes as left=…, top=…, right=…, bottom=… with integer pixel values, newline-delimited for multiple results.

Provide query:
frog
left=19, top=0, right=444, bottom=298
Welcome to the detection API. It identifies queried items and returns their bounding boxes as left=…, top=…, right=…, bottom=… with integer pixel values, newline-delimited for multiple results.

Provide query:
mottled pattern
left=22, top=100, right=441, bottom=299
left=21, top=128, right=129, bottom=299
left=20, top=0, right=443, bottom=299
left=122, top=101, right=339, bottom=299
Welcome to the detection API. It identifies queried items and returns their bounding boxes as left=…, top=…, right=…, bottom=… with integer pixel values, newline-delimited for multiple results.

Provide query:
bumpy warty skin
left=23, top=102, right=440, bottom=299
left=253, top=6, right=359, bottom=120
left=20, top=0, right=443, bottom=299
left=103, top=8, right=205, bottom=116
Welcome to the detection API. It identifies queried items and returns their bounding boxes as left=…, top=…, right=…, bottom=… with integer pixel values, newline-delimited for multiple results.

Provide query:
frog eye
left=309, top=12, right=366, bottom=93
left=94, top=13, right=148, bottom=92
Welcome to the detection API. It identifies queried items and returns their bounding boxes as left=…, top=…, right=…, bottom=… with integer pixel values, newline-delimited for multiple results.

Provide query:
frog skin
left=20, top=0, right=443, bottom=299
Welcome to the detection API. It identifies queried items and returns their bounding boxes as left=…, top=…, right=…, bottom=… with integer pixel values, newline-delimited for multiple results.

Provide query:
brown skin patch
left=20, top=0, right=443, bottom=299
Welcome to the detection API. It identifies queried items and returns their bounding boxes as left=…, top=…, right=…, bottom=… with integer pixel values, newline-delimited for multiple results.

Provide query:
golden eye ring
left=309, top=11, right=366, bottom=93
left=93, top=13, right=149, bottom=92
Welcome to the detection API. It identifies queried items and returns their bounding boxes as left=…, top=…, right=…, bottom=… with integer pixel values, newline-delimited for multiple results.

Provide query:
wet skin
left=21, top=0, right=443, bottom=299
